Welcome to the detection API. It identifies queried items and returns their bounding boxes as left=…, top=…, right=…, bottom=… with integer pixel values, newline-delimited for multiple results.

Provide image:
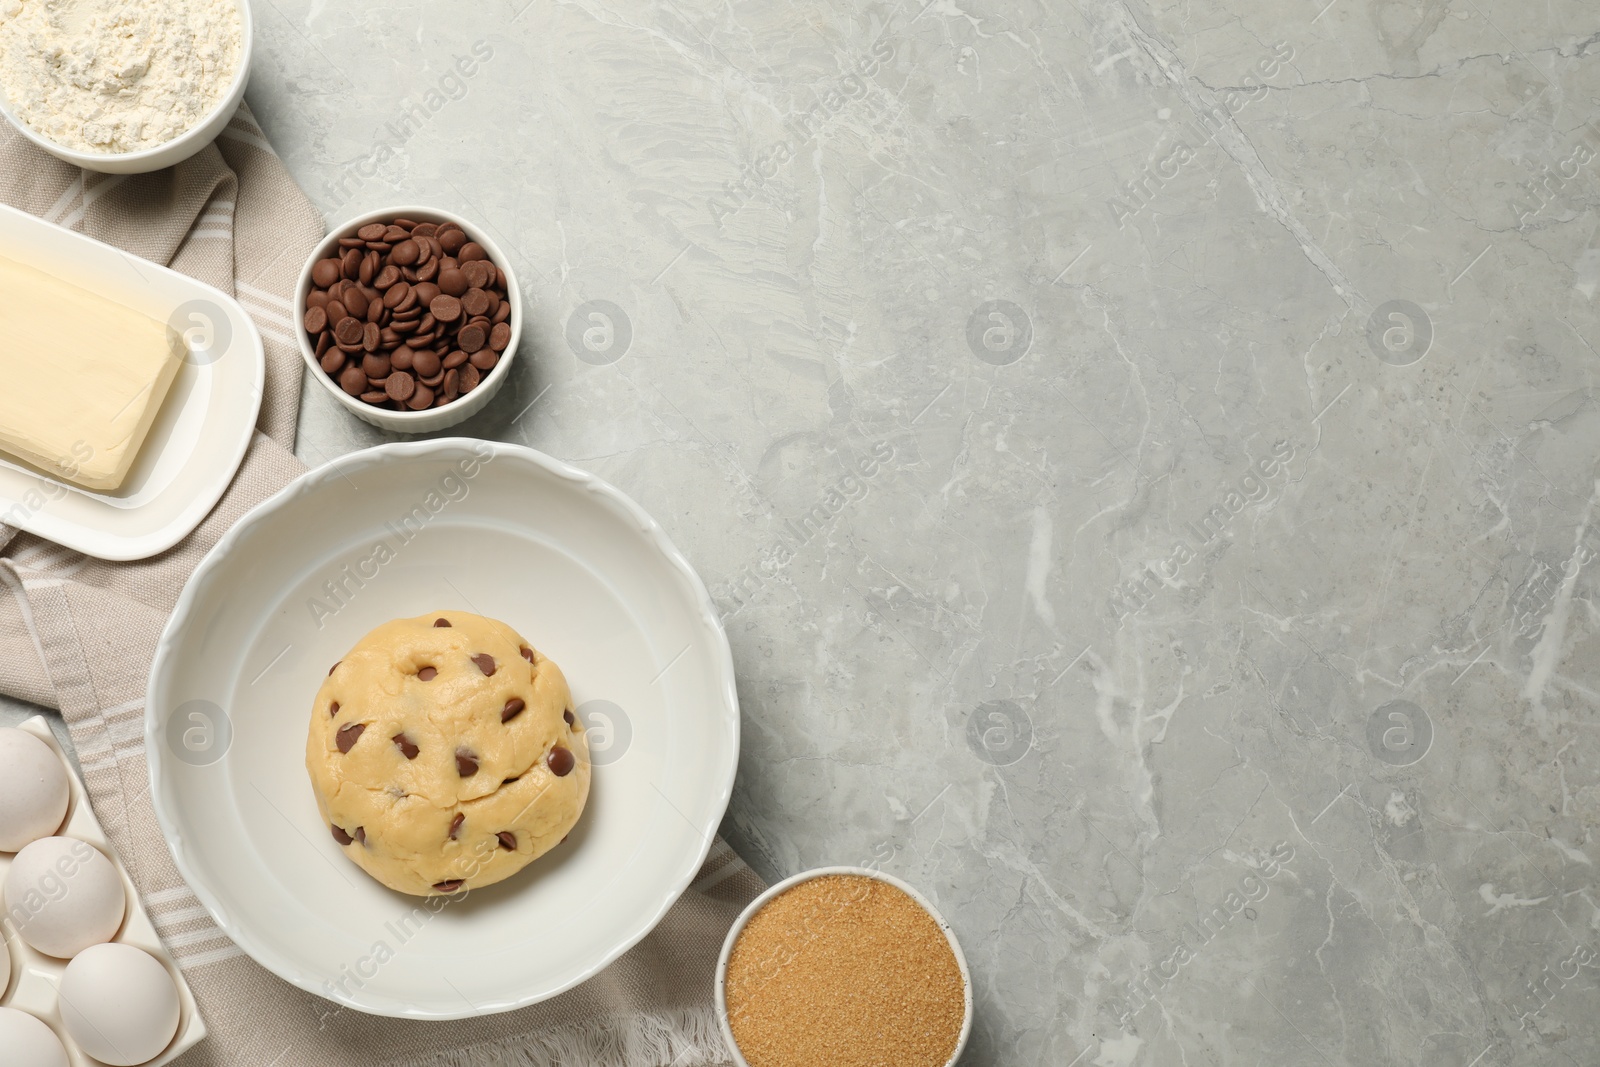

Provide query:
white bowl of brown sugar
left=715, top=866, right=973, bottom=1067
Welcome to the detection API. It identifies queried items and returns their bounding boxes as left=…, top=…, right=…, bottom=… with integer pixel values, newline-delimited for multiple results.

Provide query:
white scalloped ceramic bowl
left=714, top=866, right=973, bottom=1067
left=146, top=440, right=739, bottom=1018
left=0, top=0, right=253, bottom=174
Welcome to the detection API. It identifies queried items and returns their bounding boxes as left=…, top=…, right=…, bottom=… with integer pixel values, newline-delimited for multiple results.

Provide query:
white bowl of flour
left=0, top=0, right=251, bottom=173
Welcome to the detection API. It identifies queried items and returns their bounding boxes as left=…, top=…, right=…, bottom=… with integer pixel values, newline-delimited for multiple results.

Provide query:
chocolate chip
left=336, top=723, right=365, bottom=753
left=303, top=306, right=327, bottom=334
left=438, top=268, right=468, bottom=297
left=502, top=697, right=525, bottom=723
left=449, top=813, right=464, bottom=839
left=412, top=348, right=441, bottom=378
left=502, top=776, right=520, bottom=785
left=520, top=646, right=534, bottom=662
left=548, top=745, right=575, bottom=776
left=339, top=365, right=367, bottom=396
left=472, top=653, right=496, bottom=676
left=434, top=617, right=452, bottom=627
left=331, top=824, right=354, bottom=846
left=432, top=879, right=465, bottom=893
left=407, top=384, right=435, bottom=410
left=357, top=223, right=387, bottom=241
left=497, top=831, right=516, bottom=851
left=386, top=371, right=416, bottom=402
left=418, top=666, right=437, bottom=681
left=462, top=288, right=490, bottom=318
left=460, top=364, right=481, bottom=393
left=490, top=322, right=512, bottom=352
left=354, top=826, right=366, bottom=845
left=563, top=709, right=575, bottom=726
left=440, top=229, right=467, bottom=255
left=458, top=324, right=487, bottom=353
left=391, top=239, right=420, bottom=266
left=456, top=748, right=479, bottom=776
left=431, top=295, right=461, bottom=322
left=311, top=259, right=341, bottom=287
left=459, top=242, right=487, bottom=262
left=329, top=661, right=340, bottom=675
left=330, top=701, right=341, bottom=717
left=393, top=733, right=419, bottom=759
left=469, top=348, right=499, bottom=372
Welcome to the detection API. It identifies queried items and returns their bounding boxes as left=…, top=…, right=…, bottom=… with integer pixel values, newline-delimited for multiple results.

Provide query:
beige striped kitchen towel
left=0, top=104, right=761, bottom=1066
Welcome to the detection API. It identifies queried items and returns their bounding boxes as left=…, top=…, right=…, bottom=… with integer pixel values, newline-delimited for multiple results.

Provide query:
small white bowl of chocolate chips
left=295, top=206, right=520, bottom=433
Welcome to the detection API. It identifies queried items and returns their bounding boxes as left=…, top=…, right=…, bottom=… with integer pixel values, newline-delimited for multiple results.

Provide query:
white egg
left=59, top=943, right=181, bottom=1067
left=4, top=835, right=126, bottom=957
left=0, top=1007, right=69, bottom=1067
left=0, top=728, right=70, bottom=851
left=0, top=927, right=9, bottom=997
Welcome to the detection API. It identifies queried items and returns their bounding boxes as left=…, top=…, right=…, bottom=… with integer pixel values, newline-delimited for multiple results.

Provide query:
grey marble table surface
left=8, top=1, right=1600, bottom=1064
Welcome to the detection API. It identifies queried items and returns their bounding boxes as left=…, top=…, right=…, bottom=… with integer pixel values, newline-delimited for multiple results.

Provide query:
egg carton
left=1, top=715, right=205, bottom=1066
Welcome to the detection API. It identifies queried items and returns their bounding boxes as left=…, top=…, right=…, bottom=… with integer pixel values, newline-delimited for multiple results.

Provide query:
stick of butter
left=0, top=254, right=184, bottom=491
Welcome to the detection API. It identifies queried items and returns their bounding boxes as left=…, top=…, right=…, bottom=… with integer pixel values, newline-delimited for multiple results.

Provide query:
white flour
left=0, top=0, right=241, bottom=154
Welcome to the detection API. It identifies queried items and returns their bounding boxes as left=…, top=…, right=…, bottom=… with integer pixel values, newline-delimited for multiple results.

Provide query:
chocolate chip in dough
left=455, top=749, right=479, bottom=777
left=547, top=746, right=575, bottom=777
left=471, top=653, right=496, bottom=676
left=329, top=661, right=340, bottom=675
left=563, top=709, right=575, bottom=726
left=336, top=723, right=365, bottom=753
left=449, top=813, right=464, bottom=840
left=520, top=646, right=534, bottom=663
left=331, top=825, right=355, bottom=846
left=502, top=698, right=525, bottom=723
left=433, top=618, right=452, bottom=627
left=496, top=832, right=516, bottom=851
left=418, top=666, right=438, bottom=681
left=393, top=733, right=419, bottom=760
left=432, top=879, right=465, bottom=893
left=329, top=701, right=340, bottom=718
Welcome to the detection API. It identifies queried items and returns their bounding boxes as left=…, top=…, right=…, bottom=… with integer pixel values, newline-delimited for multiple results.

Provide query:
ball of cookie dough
left=306, top=611, right=589, bottom=896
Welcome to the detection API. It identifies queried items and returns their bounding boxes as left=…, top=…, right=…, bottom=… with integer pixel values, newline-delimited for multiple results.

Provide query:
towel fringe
left=384, top=1007, right=732, bottom=1067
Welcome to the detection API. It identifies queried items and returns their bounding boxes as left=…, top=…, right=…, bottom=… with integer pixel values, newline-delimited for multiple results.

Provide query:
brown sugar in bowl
left=715, top=866, right=973, bottom=1067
